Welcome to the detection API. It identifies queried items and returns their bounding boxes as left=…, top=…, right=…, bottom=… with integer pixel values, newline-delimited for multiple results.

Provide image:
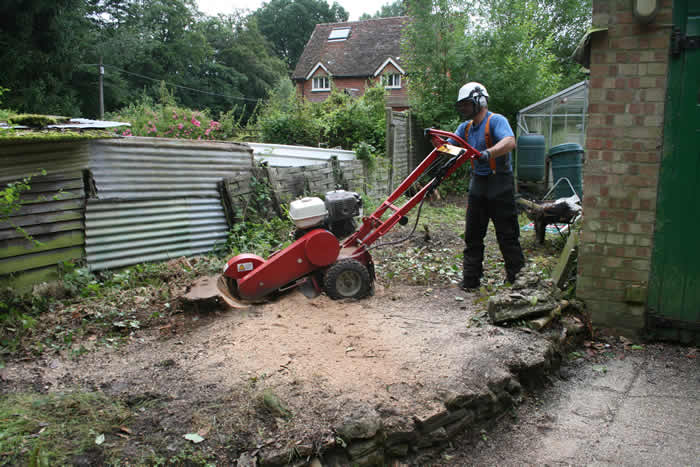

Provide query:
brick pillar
left=577, top=0, right=673, bottom=337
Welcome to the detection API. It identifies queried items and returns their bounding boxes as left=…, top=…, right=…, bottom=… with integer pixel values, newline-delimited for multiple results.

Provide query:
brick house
left=576, top=0, right=699, bottom=342
left=291, top=16, right=409, bottom=111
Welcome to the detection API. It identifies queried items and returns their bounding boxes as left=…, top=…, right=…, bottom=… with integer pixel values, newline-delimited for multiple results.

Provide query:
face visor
left=456, top=98, right=479, bottom=120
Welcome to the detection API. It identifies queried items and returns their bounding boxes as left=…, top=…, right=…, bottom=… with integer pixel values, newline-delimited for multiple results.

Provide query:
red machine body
left=222, top=129, right=480, bottom=301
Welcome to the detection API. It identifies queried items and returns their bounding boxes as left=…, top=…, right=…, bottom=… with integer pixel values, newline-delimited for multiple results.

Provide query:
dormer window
left=312, top=76, right=330, bottom=91
left=328, top=27, right=351, bottom=42
left=382, top=73, right=401, bottom=89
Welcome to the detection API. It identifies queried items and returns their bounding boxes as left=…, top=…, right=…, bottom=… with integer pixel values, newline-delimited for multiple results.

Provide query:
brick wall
left=577, top=0, right=673, bottom=336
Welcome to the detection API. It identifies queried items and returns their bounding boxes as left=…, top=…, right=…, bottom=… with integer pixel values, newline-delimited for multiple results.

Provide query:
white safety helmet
left=456, top=82, right=489, bottom=110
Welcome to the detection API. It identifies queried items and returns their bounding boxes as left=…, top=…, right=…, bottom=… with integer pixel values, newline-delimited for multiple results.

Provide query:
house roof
left=292, top=16, right=409, bottom=81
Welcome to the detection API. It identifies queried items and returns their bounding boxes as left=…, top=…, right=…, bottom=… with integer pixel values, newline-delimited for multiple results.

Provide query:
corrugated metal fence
left=86, top=138, right=253, bottom=271
left=2, top=135, right=420, bottom=289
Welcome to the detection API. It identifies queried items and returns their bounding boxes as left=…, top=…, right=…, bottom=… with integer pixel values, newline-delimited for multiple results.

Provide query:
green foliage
left=0, top=392, right=129, bottom=466
left=483, top=0, right=592, bottom=79
left=460, top=1, right=567, bottom=123
left=0, top=85, right=8, bottom=107
left=359, top=0, right=407, bottom=19
left=0, top=0, right=286, bottom=120
left=322, top=85, right=387, bottom=151
left=257, top=84, right=324, bottom=146
left=257, top=81, right=386, bottom=151
left=403, top=0, right=469, bottom=127
left=0, top=0, right=91, bottom=116
left=227, top=218, right=293, bottom=258
left=0, top=291, right=48, bottom=359
left=353, top=142, right=377, bottom=171
left=0, top=171, right=46, bottom=244
left=255, top=0, right=349, bottom=68
left=403, top=0, right=589, bottom=130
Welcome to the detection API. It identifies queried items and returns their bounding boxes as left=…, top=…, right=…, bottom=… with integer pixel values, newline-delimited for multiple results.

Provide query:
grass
left=0, top=392, right=130, bottom=465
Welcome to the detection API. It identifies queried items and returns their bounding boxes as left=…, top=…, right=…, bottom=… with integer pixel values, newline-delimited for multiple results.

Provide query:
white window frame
left=312, top=75, right=330, bottom=91
left=383, top=73, right=401, bottom=89
left=328, top=27, right=351, bottom=42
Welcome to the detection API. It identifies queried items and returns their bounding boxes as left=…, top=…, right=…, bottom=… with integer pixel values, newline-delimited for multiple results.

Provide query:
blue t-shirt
left=453, top=112, right=514, bottom=176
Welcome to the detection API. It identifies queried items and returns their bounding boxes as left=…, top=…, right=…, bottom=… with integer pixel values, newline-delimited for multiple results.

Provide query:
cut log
left=529, top=300, right=568, bottom=330
left=516, top=197, right=545, bottom=214
left=488, top=292, right=557, bottom=323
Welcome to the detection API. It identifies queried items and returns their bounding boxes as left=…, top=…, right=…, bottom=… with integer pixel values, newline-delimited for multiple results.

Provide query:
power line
left=85, top=63, right=263, bottom=103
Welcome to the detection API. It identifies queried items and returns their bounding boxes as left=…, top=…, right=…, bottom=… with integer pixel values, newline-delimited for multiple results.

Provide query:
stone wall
left=264, top=158, right=388, bottom=203
left=576, top=0, right=673, bottom=336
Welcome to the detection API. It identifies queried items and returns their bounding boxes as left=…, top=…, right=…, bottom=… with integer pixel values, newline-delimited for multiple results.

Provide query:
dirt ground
left=0, top=205, right=570, bottom=464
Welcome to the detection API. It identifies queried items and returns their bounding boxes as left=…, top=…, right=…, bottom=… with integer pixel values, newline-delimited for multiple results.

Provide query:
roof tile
left=292, top=16, right=409, bottom=80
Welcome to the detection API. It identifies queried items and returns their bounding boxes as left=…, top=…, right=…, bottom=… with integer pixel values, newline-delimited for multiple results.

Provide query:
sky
left=196, top=0, right=388, bottom=21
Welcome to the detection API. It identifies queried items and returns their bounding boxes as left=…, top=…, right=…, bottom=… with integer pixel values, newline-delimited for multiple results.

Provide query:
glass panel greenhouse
left=516, top=80, right=588, bottom=152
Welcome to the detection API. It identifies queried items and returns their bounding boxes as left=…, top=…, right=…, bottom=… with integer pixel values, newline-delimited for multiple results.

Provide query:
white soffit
left=373, top=57, right=405, bottom=77
left=305, top=62, right=331, bottom=81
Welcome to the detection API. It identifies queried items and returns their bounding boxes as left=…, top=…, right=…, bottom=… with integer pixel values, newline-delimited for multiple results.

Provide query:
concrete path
left=430, top=342, right=699, bottom=466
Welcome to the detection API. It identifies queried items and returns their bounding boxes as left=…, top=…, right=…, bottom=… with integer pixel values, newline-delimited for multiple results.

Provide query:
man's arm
left=487, top=136, right=515, bottom=159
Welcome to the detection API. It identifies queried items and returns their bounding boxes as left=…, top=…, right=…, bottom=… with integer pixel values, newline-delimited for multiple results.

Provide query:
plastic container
left=289, top=197, right=327, bottom=229
left=548, top=143, right=584, bottom=199
left=516, top=134, right=546, bottom=182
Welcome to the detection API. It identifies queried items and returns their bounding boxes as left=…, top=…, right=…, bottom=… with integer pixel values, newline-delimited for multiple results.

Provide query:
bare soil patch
left=1, top=204, right=570, bottom=464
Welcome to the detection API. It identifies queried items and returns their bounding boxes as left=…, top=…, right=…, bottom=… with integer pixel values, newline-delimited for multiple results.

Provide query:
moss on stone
left=0, top=129, right=118, bottom=143
left=7, top=114, right=70, bottom=127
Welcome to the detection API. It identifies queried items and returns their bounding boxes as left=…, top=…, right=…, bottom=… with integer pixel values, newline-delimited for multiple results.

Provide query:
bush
left=256, top=80, right=386, bottom=153
left=106, top=83, right=248, bottom=141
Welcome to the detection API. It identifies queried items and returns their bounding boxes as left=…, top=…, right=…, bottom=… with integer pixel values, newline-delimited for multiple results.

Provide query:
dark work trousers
left=463, top=172, right=525, bottom=285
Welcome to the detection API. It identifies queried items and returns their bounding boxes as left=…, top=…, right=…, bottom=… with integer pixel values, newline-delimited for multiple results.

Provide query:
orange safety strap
left=468, top=114, right=497, bottom=173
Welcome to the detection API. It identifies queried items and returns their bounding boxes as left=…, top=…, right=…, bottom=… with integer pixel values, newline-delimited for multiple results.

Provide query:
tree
left=194, top=14, right=287, bottom=119
left=0, top=0, right=94, bottom=115
left=359, top=0, right=407, bottom=20
left=460, top=10, right=564, bottom=123
left=477, top=0, right=591, bottom=82
left=402, top=0, right=469, bottom=126
left=402, top=0, right=583, bottom=128
left=255, top=0, right=349, bottom=69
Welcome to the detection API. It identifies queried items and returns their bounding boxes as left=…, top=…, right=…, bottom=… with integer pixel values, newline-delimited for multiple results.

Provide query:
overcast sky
left=196, top=0, right=390, bottom=21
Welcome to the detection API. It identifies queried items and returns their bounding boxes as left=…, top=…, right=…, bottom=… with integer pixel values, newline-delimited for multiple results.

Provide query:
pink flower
left=204, top=128, right=211, bottom=136
left=191, top=117, right=201, bottom=128
left=178, top=123, right=183, bottom=130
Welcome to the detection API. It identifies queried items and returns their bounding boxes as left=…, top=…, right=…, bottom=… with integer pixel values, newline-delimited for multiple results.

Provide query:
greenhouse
left=515, top=80, right=589, bottom=199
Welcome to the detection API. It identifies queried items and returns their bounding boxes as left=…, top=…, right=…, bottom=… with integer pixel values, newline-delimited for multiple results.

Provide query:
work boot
left=505, top=269, right=522, bottom=286
left=460, top=278, right=480, bottom=291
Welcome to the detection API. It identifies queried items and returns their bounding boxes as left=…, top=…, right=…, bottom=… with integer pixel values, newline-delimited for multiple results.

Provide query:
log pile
left=487, top=270, right=573, bottom=329
left=517, top=196, right=581, bottom=244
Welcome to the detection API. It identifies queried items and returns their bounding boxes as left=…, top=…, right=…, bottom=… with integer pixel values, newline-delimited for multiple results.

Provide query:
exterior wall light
left=633, top=0, right=659, bottom=24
